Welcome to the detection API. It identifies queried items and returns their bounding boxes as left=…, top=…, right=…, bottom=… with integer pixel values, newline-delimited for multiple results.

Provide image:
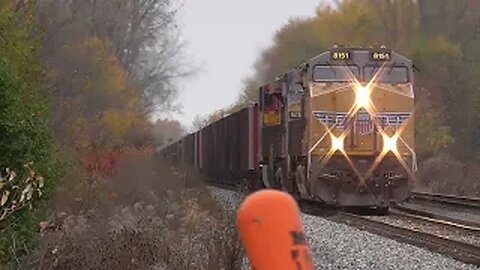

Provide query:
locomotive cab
left=259, top=46, right=416, bottom=211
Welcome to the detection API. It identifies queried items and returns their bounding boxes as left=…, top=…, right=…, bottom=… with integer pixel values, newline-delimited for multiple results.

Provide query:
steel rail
left=298, top=200, right=480, bottom=266
left=411, top=192, right=480, bottom=209
left=333, top=212, right=480, bottom=266
left=209, top=186, right=480, bottom=266
left=394, top=204, right=480, bottom=229
left=389, top=208, right=480, bottom=233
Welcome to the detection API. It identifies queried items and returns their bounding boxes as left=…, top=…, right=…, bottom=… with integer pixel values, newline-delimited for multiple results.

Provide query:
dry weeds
left=18, top=155, right=245, bottom=270
left=416, top=153, right=480, bottom=197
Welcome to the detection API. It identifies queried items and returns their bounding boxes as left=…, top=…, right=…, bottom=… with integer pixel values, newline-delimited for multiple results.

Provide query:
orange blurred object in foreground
left=237, top=189, right=314, bottom=270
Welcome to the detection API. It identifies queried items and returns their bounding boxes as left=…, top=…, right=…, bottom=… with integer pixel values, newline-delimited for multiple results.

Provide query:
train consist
left=161, top=46, right=416, bottom=212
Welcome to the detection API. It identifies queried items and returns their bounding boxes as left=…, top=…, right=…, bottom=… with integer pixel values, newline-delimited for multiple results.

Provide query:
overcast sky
left=173, top=0, right=323, bottom=127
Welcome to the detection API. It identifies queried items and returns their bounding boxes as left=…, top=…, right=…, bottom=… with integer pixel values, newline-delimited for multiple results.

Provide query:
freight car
left=161, top=46, right=416, bottom=212
left=161, top=106, right=260, bottom=188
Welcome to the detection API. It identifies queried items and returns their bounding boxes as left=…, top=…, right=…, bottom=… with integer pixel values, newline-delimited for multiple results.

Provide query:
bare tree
left=38, top=0, right=190, bottom=114
left=190, top=115, right=208, bottom=132
left=153, top=118, right=186, bottom=145
left=36, top=0, right=191, bottom=149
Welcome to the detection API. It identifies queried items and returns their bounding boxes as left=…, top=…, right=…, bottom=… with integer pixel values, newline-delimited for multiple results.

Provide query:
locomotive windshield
left=313, top=65, right=360, bottom=82
left=364, top=66, right=409, bottom=83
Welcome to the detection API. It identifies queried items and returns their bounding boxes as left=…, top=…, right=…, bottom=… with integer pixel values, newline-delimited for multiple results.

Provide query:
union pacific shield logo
left=354, top=112, right=374, bottom=135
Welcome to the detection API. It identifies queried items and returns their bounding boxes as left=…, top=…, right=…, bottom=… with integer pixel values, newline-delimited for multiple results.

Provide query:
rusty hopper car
left=198, top=106, right=259, bottom=187
left=161, top=106, right=260, bottom=188
left=161, top=46, right=416, bottom=212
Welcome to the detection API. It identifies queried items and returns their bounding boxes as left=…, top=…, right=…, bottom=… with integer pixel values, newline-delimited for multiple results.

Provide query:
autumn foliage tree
left=232, top=0, right=480, bottom=163
left=152, top=119, right=186, bottom=146
left=181, top=0, right=479, bottom=195
left=37, top=0, right=188, bottom=153
left=1, top=0, right=189, bottom=266
left=47, top=37, right=151, bottom=152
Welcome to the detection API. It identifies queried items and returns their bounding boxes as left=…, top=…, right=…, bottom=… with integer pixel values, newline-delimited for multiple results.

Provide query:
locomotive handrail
left=412, top=152, right=418, bottom=172
left=307, top=124, right=337, bottom=181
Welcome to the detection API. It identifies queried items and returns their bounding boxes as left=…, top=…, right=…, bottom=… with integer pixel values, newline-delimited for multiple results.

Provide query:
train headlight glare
left=383, top=134, right=398, bottom=153
left=331, top=135, right=344, bottom=152
left=355, top=85, right=371, bottom=108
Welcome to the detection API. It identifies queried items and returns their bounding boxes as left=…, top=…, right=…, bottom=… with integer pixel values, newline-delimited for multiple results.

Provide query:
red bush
left=82, top=146, right=154, bottom=177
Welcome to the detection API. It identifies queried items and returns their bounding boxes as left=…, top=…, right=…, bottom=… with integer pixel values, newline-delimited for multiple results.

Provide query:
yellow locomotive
left=161, top=46, right=416, bottom=213
left=259, top=46, right=416, bottom=212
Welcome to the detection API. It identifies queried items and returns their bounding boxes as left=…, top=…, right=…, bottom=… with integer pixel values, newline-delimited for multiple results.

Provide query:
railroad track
left=298, top=199, right=480, bottom=266
left=411, top=191, right=480, bottom=210
left=390, top=207, right=480, bottom=234
left=208, top=185, right=480, bottom=265
left=402, top=191, right=480, bottom=229
left=335, top=212, right=480, bottom=266
left=394, top=204, right=480, bottom=229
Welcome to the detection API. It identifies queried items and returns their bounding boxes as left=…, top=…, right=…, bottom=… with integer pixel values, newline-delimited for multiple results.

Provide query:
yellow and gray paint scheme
left=259, top=46, right=415, bottom=210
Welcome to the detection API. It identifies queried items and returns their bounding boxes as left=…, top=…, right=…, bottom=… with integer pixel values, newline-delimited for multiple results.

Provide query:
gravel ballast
left=208, top=186, right=480, bottom=270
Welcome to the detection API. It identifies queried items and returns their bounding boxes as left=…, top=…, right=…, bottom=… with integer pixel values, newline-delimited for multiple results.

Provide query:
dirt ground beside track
left=20, top=155, right=244, bottom=270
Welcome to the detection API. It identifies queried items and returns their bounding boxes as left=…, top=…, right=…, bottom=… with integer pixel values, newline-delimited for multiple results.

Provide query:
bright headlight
left=355, top=85, right=371, bottom=109
left=382, top=134, right=398, bottom=153
left=331, top=135, right=344, bottom=152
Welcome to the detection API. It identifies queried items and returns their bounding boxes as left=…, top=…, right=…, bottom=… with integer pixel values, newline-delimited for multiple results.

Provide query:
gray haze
left=175, top=0, right=323, bottom=127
